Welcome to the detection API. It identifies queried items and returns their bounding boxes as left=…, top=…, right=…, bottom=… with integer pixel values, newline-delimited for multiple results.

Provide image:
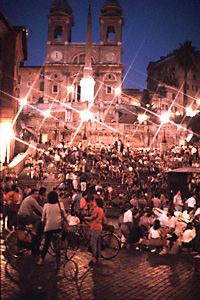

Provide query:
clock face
left=106, top=52, right=115, bottom=62
left=51, top=50, right=63, bottom=62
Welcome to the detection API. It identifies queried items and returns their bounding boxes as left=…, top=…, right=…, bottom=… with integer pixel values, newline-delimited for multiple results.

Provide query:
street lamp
left=137, top=113, right=148, bottom=124
left=19, top=97, right=28, bottom=107
left=159, top=112, right=170, bottom=152
left=42, top=110, right=51, bottom=118
left=0, top=120, right=15, bottom=166
left=80, top=109, right=93, bottom=140
left=185, top=106, right=197, bottom=117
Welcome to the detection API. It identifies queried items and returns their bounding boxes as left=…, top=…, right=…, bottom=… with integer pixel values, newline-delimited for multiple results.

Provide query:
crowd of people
left=0, top=139, right=200, bottom=264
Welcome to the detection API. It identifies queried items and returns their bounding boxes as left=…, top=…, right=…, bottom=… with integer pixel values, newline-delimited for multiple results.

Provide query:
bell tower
left=99, top=0, right=124, bottom=45
left=48, top=0, right=73, bottom=44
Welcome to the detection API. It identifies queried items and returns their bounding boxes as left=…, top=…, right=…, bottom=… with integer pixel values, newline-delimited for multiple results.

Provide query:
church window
left=106, top=26, right=115, bottom=42
left=38, top=97, right=44, bottom=103
left=105, top=73, right=116, bottom=81
left=79, top=54, right=85, bottom=64
left=72, top=54, right=95, bottom=64
left=54, top=26, right=63, bottom=41
left=27, top=81, right=32, bottom=87
left=106, top=86, right=112, bottom=94
left=52, top=84, right=58, bottom=93
left=39, top=72, right=45, bottom=79
left=39, top=81, right=44, bottom=91
left=76, top=85, right=81, bottom=101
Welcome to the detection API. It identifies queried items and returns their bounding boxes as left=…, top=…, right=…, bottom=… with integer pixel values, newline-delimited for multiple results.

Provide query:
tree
left=188, top=112, right=200, bottom=136
left=174, top=41, right=199, bottom=110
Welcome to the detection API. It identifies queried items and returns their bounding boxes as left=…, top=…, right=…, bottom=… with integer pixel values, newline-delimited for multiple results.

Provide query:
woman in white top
left=148, top=219, right=165, bottom=249
left=38, top=191, right=64, bottom=265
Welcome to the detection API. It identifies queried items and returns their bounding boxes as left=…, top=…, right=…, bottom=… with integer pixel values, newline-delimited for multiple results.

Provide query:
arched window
left=104, top=73, right=116, bottom=81
left=106, top=26, right=115, bottom=42
left=54, top=26, right=63, bottom=41
left=72, top=54, right=95, bottom=65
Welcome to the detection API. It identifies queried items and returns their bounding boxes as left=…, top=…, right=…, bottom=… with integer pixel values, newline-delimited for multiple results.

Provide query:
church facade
left=19, top=0, right=142, bottom=145
left=18, top=0, right=193, bottom=148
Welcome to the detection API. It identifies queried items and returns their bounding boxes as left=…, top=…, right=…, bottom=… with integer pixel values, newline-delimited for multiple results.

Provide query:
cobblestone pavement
left=1, top=232, right=200, bottom=300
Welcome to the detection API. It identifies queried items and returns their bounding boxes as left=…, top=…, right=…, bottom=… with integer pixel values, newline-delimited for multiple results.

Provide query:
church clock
left=51, top=50, right=63, bottom=62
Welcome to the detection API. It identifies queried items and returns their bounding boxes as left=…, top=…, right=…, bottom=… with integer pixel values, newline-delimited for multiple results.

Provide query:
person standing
left=37, top=191, right=64, bottom=265
left=4, top=185, right=20, bottom=230
left=85, top=198, right=104, bottom=265
left=173, top=190, right=183, bottom=212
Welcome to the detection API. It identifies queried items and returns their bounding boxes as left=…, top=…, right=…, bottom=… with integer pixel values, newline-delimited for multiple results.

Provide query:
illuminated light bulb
left=115, top=86, right=121, bottom=96
left=42, top=110, right=51, bottom=118
left=67, top=85, right=74, bottom=93
left=80, top=109, right=93, bottom=122
left=20, top=98, right=27, bottom=106
left=160, top=112, right=170, bottom=124
left=196, top=99, right=200, bottom=106
left=137, top=113, right=148, bottom=124
left=185, top=106, right=197, bottom=117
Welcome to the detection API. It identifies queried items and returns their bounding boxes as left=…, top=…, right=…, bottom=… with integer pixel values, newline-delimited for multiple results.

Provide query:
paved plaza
left=1, top=233, right=200, bottom=300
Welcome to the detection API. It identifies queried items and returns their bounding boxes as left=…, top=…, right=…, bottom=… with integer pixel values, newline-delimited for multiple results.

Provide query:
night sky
left=1, top=0, right=200, bottom=90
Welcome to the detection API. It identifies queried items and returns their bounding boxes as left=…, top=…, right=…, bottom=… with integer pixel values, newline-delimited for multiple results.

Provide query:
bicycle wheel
left=101, top=233, right=120, bottom=260
left=63, top=259, right=78, bottom=281
left=5, top=261, right=19, bottom=284
left=64, top=232, right=79, bottom=260
left=5, top=230, right=21, bottom=257
left=53, top=234, right=61, bottom=270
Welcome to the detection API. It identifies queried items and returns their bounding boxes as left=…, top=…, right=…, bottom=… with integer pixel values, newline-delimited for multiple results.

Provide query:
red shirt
left=89, top=206, right=104, bottom=231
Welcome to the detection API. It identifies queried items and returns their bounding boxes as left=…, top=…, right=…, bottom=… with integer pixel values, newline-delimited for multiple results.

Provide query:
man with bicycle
left=18, top=189, right=43, bottom=230
left=17, top=188, right=43, bottom=255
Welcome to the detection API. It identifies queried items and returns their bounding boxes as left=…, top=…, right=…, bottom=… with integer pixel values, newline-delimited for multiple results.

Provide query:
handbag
left=58, top=202, right=70, bottom=233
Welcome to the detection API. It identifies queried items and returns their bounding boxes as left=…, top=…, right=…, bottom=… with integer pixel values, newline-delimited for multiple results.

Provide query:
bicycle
left=44, top=230, right=62, bottom=270
left=5, top=226, right=63, bottom=270
left=64, top=222, right=120, bottom=261
left=4, top=225, right=36, bottom=258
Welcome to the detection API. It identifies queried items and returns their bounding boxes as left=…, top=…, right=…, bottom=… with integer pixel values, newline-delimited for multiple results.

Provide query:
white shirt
left=42, top=203, right=63, bottom=232
left=185, top=197, right=196, bottom=208
left=181, top=228, right=196, bottom=243
left=149, top=227, right=161, bottom=239
left=123, top=209, right=133, bottom=223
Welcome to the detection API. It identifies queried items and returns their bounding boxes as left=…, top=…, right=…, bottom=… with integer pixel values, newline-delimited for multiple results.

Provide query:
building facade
left=0, top=10, right=27, bottom=165
left=18, top=0, right=193, bottom=148
left=19, top=0, right=127, bottom=143
left=147, top=51, right=200, bottom=115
